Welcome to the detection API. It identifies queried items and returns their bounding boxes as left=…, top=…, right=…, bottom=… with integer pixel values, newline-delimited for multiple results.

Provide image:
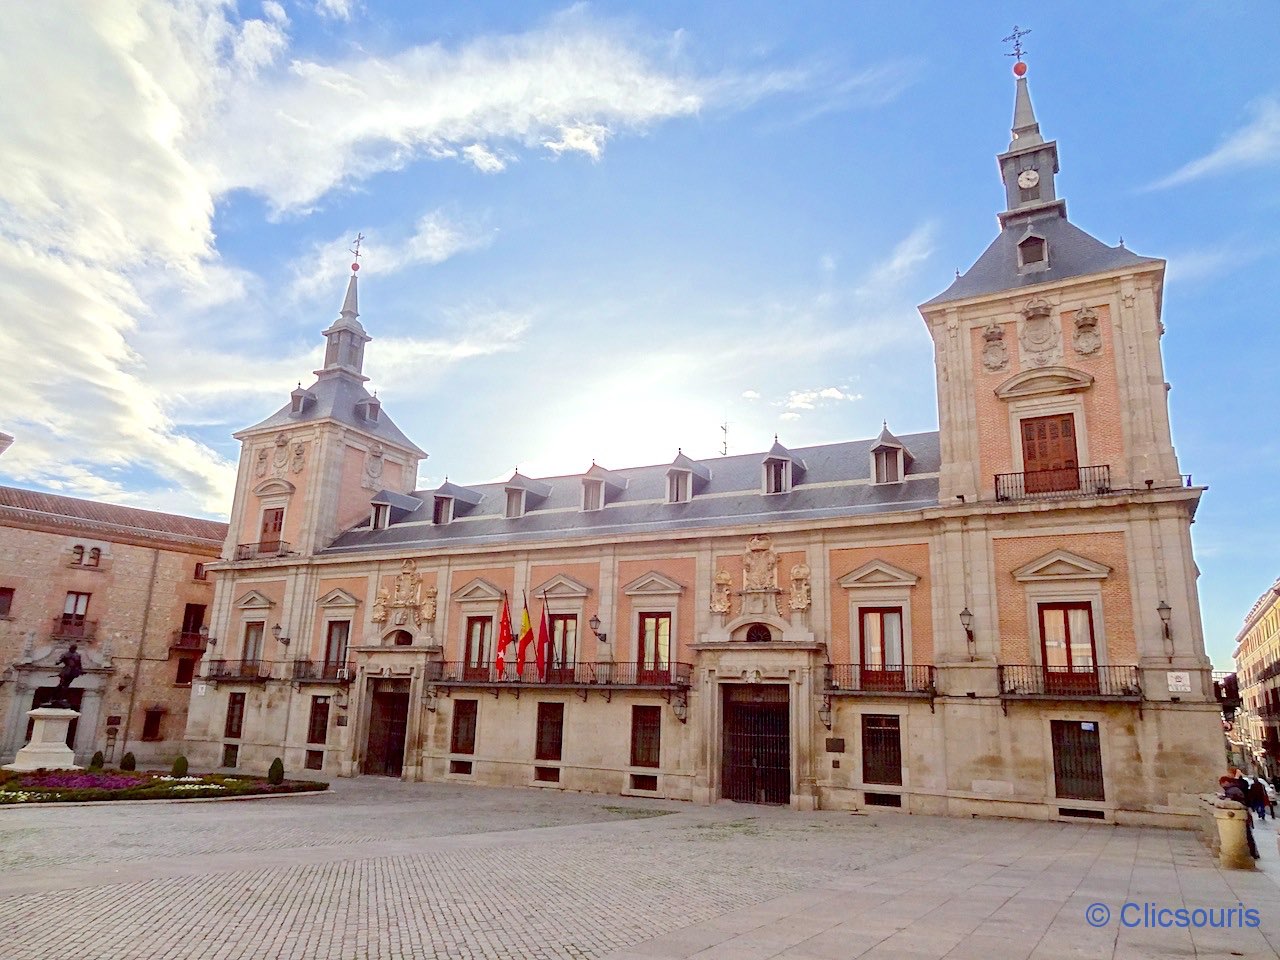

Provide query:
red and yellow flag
left=515, top=596, right=535, bottom=677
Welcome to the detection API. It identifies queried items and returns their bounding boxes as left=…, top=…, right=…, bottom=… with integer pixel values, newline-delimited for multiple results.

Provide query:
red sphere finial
left=351, top=262, right=360, bottom=272
left=1013, top=61, right=1027, bottom=78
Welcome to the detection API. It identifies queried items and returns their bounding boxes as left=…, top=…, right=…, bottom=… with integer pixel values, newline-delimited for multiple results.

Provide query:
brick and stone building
left=0, top=478, right=227, bottom=767
left=183, top=64, right=1221, bottom=826
left=1232, top=578, right=1280, bottom=776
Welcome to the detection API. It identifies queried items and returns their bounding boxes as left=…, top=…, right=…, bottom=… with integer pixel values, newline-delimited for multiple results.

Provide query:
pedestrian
left=1247, top=778, right=1270, bottom=821
left=1220, top=776, right=1260, bottom=859
left=1266, top=778, right=1278, bottom=819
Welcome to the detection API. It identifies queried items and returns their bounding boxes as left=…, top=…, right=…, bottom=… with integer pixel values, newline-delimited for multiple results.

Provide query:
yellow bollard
left=1214, top=800, right=1257, bottom=870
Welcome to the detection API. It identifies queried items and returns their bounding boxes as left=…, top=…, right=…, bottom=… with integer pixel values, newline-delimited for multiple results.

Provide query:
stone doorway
left=721, top=684, right=790, bottom=805
left=363, top=681, right=410, bottom=777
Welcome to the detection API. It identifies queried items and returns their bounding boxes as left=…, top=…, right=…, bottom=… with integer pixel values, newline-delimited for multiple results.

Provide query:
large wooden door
left=259, top=507, right=284, bottom=550
left=1021, top=415, right=1079, bottom=494
left=721, top=685, right=790, bottom=805
left=364, top=689, right=409, bottom=777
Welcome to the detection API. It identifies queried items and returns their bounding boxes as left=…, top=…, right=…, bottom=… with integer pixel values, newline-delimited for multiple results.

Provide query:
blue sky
left=0, top=2, right=1275, bottom=667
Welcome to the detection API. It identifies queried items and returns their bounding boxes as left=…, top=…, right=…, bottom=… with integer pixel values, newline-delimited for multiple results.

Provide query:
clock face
left=1018, top=169, right=1040, bottom=189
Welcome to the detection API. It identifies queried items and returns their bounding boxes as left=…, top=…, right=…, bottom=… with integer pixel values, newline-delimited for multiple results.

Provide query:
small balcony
left=206, top=659, right=274, bottom=682
left=824, top=663, right=936, bottom=696
left=169, top=629, right=209, bottom=651
left=434, top=661, right=693, bottom=689
left=994, top=464, right=1112, bottom=502
left=51, top=615, right=97, bottom=641
left=234, top=540, right=291, bottom=561
left=291, top=659, right=356, bottom=683
left=998, top=664, right=1141, bottom=701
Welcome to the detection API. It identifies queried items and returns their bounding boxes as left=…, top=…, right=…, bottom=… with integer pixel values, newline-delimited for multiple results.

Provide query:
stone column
left=1214, top=799, right=1256, bottom=870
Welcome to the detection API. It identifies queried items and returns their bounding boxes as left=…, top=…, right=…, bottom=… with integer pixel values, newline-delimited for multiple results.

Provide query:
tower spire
left=1009, top=76, right=1043, bottom=150
left=994, top=32, right=1064, bottom=228
left=316, top=234, right=372, bottom=381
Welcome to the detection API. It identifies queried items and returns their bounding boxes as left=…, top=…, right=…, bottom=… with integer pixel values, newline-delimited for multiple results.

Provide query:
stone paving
left=0, top=779, right=1278, bottom=959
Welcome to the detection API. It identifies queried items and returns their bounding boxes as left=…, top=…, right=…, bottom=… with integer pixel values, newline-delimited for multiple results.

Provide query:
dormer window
left=668, top=470, right=691, bottom=504
left=505, top=489, right=525, bottom=519
left=71, top=545, right=84, bottom=565
left=582, top=479, right=603, bottom=512
left=371, top=504, right=390, bottom=530
left=356, top=396, right=381, bottom=423
left=289, top=384, right=315, bottom=415
left=1018, top=235, right=1048, bottom=271
left=874, top=448, right=901, bottom=483
left=764, top=459, right=790, bottom=495
left=433, top=496, right=453, bottom=525
left=87, top=547, right=101, bottom=567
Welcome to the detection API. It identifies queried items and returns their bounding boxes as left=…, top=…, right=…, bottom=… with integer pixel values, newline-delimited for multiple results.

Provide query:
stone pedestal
left=2, top=707, right=81, bottom=771
left=1213, top=799, right=1256, bottom=870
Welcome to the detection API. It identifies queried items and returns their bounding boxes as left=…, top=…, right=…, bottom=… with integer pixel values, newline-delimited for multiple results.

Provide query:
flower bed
left=0, top=769, right=328, bottom=805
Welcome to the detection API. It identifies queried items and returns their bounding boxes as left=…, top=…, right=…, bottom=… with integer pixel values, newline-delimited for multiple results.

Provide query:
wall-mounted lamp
left=333, top=691, right=348, bottom=710
left=588, top=614, right=607, bottom=644
left=271, top=623, right=291, bottom=647
left=199, top=624, right=216, bottom=648
left=672, top=690, right=688, bottom=724
left=1156, top=601, right=1172, bottom=639
left=817, top=695, right=832, bottom=730
left=424, top=685, right=439, bottom=713
left=959, top=607, right=975, bottom=660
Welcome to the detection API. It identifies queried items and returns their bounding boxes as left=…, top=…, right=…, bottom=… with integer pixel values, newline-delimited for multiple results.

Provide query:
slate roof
left=0, top=485, right=228, bottom=546
left=238, top=372, right=426, bottom=456
left=922, top=210, right=1162, bottom=307
left=324, top=431, right=941, bottom=554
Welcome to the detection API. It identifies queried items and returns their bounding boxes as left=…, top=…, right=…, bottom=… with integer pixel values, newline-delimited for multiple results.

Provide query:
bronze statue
left=52, top=643, right=83, bottom=708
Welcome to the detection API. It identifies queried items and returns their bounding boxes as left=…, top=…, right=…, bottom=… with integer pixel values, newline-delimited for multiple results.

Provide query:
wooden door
left=260, top=507, right=284, bottom=550
left=1021, top=415, right=1079, bottom=494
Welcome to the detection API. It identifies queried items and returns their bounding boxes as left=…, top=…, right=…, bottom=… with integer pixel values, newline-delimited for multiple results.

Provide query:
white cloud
left=543, top=122, right=611, bottom=160
left=1152, top=98, right=1280, bottom=189
left=462, top=143, right=508, bottom=173
left=779, top=386, right=862, bottom=411
left=741, top=390, right=761, bottom=400
left=314, top=0, right=355, bottom=21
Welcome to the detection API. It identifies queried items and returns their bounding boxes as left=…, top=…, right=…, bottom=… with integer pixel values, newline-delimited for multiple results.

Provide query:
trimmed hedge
left=172, top=755, right=189, bottom=777
left=119, top=752, right=136, bottom=771
left=268, top=757, right=285, bottom=785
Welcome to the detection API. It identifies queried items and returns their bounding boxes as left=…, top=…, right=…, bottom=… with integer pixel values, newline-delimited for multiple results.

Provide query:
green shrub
left=120, top=752, right=136, bottom=771
left=268, top=757, right=284, bottom=785
left=171, top=755, right=189, bottom=777
left=88, top=751, right=105, bottom=771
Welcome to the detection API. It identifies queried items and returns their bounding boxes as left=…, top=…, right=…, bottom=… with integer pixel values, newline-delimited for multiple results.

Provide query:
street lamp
left=959, top=607, right=975, bottom=660
left=588, top=614, right=607, bottom=643
left=271, top=623, right=291, bottom=646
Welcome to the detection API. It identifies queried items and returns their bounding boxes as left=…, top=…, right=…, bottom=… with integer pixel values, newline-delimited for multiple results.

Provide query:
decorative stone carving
left=1072, top=306, right=1102, bottom=356
left=419, top=585, right=438, bottom=624
left=272, top=433, right=289, bottom=475
left=743, top=535, right=778, bottom=591
left=254, top=447, right=268, bottom=478
left=788, top=562, right=811, bottom=612
left=290, top=440, right=308, bottom=474
left=710, top=570, right=732, bottom=615
left=981, top=323, right=1008, bottom=372
left=362, top=442, right=385, bottom=490
left=1018, top=298, right=1062, bottom=368
left=371, top=588, right=390, bottom=624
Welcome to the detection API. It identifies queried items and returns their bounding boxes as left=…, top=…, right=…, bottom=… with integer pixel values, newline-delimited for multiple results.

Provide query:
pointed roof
left=668, top=450, right=712, bottom=481
left=871, top=422, right=914, bottom=464
left=433, top=479, right=484, bottom=506
left=584, top=462, right=626, bottom=490
left=504, top=471, right=553, bottom=500
left=322, top=274, right=368, bottom=339
left=1009, top=76, right=1043, bottom=150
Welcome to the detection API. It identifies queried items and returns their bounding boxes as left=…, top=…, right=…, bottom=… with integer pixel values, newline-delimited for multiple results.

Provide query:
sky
left=0, top=1, right=1275, bottom=668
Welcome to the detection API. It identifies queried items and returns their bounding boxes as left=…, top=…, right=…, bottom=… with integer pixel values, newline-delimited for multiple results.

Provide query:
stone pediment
left=236, top=589, right=275, bottom=610
left=623, top=571, right=685, bottom=597
left=1013, top=549, right=1111, bottom=582
left=17, top=642, right=114, bottom=672
left=531, top=573, right=591, bottom=600
left=994, top=366, right=1094, bottom=400
left=451, top=577, right=504, bottom=603
left=317, top=588, right=360, bottom=607
left=838, top=559, right=920, bottom=589
left=252, top=478, right=296, bottom=497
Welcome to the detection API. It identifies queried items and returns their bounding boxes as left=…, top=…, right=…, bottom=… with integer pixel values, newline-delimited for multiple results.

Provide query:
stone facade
left=1232, top=578, right=1280, bottom=776
left=0, top=485, right=226, bottom=766
left=183, top=67, right=1222, bottom=827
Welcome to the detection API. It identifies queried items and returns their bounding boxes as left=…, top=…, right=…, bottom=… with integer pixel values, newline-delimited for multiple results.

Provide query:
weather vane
left=349, top=232, right=365, bottom=273
left=1002, top=25, right=1031, bottom=77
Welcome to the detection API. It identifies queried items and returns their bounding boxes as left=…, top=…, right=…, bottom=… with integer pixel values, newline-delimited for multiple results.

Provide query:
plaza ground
left=1, top=779, right=1279, bottom=959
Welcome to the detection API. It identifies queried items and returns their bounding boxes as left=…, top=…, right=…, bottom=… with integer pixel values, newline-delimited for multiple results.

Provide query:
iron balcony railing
left=169, top=629, right=208, bottom=650
left=51, top=616, right=98, bottom=641
left=824, top=664, right=936, bottom=695
left=435, top=661, right=693, bottom=687
left=998, top=664, right=1141, bottom=699
left=1257, top=703, right=1280, bottom=719
left=994, top=464, right=1112, bottom=502
left=291, top=659, right=356, bottom=682
left=206, top=659, right=274, bottom=682
left=234, top=540, right=291, bottom=560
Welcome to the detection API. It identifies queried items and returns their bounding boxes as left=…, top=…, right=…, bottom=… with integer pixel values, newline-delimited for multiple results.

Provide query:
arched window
left=390, top=629, right=413, bottom=647
left=86, top=547, right=101, bottom=568
left=745, top=622, right=772, bottom=643
left=71, top=545, right=84, bottom=565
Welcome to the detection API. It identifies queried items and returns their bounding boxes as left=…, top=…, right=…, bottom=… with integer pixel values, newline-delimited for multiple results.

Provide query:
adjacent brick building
left=1232, top=578, right=1280, bottom=776
left=183, top=64, right=1221, bottom=826
left=0, top=480, right=227, bottom=766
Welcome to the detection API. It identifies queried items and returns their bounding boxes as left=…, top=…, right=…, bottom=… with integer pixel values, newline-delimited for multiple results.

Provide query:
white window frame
left=505, top=489, right=525, bottom=519
left=871, top=448, right=905, bottom=484
left=433, top=496, right=454, bottom=525
left=370, top=503, right=390, bottom=530
left=582, top=479, right=604, bottom=512
left=667, top=470, right=691, bottom=504
left=1007, top=399, right=1090, bottom=475
left=242, top=620, right=266, bottom=661
left=763, top=458, right=791, bottom=495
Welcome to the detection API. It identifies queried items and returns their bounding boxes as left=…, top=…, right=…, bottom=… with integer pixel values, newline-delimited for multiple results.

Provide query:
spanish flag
left=515, top=594, right=535, bottom=677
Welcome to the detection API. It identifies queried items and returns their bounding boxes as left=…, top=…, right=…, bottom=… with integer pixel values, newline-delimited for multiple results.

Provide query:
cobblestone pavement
left=1, top=780, right=1278, bottom=959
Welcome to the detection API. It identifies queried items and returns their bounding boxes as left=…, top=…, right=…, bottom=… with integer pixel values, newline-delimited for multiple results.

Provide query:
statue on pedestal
left=53, top=643, right=83, bottom=708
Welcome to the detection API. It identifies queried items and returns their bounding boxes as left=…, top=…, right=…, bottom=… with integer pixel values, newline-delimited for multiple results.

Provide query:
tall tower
left=223, top=268, right=426, bottom=559
left=920, top=59, right=1181, bottom=504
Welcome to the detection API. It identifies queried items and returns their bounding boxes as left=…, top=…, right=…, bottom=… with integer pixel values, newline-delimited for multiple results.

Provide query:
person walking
left=1265, top=778, right=1278, bottom=819
left=1248, top=777, right=1270, bottom=821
